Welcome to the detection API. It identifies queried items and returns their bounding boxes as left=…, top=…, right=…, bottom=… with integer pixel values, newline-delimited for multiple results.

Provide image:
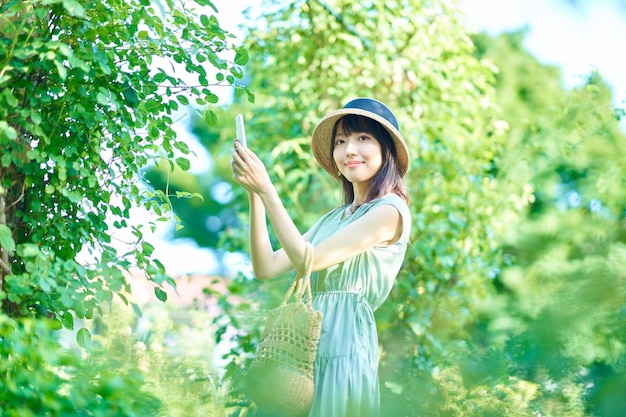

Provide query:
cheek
left=366, top=143, right=383, bottom=161
left=332, top=147, right=341, bottom=164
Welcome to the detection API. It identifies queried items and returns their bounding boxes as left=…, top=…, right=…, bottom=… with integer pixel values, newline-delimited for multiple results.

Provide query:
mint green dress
left=305, top=194, right=411, bottom=417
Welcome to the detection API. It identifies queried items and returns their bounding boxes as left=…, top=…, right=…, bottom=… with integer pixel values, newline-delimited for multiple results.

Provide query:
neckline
left=341, top=200, right=370, bottom=219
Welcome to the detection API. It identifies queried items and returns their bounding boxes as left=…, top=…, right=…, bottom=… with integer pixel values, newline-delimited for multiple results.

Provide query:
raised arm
left=232, top=141, right=307, bottom=278
left=247, top=191, right=303, bottom=279
left=231, top=141, right=403, bottom=279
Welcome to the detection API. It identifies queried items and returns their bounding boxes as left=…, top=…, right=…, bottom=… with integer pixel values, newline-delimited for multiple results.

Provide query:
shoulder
left=367, top=194, right=411, bottom=243
left=370, top=194, right=410, bottom=217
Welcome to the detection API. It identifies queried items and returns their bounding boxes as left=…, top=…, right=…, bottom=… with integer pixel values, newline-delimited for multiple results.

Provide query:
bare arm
left=232, top=141, right=307, bottom=278
left=232, top=141, right=402, bottom=279
left=247, top=192, right=307, bottom=279
left=310, top=204, right=402, bottom=270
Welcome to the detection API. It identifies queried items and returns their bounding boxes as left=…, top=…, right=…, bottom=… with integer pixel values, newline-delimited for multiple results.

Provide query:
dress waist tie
left=312, top=290, right=375, bottom=325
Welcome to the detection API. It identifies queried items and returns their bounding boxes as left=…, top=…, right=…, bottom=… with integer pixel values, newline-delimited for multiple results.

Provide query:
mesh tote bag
left=245, top=242, right=323, bottom=416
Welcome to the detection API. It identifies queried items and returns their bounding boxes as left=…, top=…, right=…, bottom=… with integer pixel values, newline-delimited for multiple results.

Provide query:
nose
left=344, top=137, right=358, bottom=155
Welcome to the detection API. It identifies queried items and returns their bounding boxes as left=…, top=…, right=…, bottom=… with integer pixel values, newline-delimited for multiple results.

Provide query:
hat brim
left=311, top=108, right=410, bottom=179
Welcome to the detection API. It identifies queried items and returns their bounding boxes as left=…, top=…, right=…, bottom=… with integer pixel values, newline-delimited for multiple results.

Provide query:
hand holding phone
left=235, top=113, right=247, bottom=148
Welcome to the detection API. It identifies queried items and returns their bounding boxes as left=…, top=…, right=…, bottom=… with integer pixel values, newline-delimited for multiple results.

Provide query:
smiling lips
left=345, top=161, right=363, bottom=168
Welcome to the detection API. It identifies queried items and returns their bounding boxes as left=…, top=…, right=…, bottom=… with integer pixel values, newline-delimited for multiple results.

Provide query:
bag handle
left=281, top=242, right=314, bottom=307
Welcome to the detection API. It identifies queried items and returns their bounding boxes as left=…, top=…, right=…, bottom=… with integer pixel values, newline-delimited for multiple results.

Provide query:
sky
left=460, top=0, right=626, bottom=106
left=116, top=0, right=626, bottom=277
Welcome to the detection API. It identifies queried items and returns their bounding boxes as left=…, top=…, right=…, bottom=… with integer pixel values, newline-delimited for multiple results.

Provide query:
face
left=332, top=119, right=383, bottom=186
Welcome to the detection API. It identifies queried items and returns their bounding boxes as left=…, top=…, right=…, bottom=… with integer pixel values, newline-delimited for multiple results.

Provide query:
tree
left=471, top=31, right=626, bottom=417
left=0, top=0, right=251, bottom=413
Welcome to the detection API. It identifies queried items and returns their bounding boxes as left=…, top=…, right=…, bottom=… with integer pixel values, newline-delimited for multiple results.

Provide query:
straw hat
left=311, top=98, right=410, bottom=178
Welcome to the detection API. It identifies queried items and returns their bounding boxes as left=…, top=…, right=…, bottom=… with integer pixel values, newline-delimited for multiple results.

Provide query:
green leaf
left=96, top=91, right=109, bottom=105
left=30, top=111, right=42, bottom=125
left=3, top=90, right=18, bottom=107
left=154, top=287, right=167, bottom=302
left=1, top=152, right=11, bottom=168
left=117, top=292, right=129, bottom=305
left=153, top=72, right=167, bottom=83
left=246, top=89, right=255, bottom=103
left=204, top=109, right=217, bottom=126
left=76, top=328, right=92, bottom=348
left=177, top=94, right=189, bottom=106
left=148, top=123, right=160, bottom=139
left=141, top=241, right=154, bottom=256
left=57, top=42, right=71, bottom=57
left=131, top=302, right=143, bottom=318
left=173, top=11, right=188, bottom=26
left=175, top=157, right=190, bottom=171
left=62, top=0, right=86, bottom=17
left=234, top=47, right=249, bottom=66
left=173, top=140, right=190, bottom=154
left=195, top=0, right=218, bottom=12
left=61, top=312, right=74, bottom=330
left=0, top=225, right=15, bottom=252
left=175, top=191, right=192, bottom=198
left=18, top=243, right=39, bottom=258
left=54, top=60, right=67, bottom=80
left=230, top=66, right=244, bottom=79
left=0, top=121, right=17, bottom=141
left=123, top=87, right=139, bottom=108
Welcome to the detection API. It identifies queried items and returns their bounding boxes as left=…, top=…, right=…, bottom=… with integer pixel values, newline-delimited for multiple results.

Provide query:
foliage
left=0, top=0, right=251, bottom=413
left=0, top=314, right=162, bottom=416
left=84, top=297, right=230, bottom=417
left=141, top=108, right=252, bottom=257
left=471, top=31, right=626, bottom=417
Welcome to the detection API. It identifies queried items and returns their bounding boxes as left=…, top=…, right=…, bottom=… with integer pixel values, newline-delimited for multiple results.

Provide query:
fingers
left=231, top=141, right=245, bottom=166
left=230, top=140, right=267, bottom=192
left=233, top=140, right=252, bottom=159
left=230, top=141, right=241, bottom=179
left=232, top=140, right=259, bottom=168
left=231, top=140, right=251, bottom=183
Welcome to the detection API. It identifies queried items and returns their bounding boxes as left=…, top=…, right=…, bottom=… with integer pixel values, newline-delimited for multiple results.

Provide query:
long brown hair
left=331, top=115, right=409, bottom=206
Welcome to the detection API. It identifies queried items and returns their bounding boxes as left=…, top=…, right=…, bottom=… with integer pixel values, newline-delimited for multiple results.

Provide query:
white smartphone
left=235, top=113, right=247, bottom=148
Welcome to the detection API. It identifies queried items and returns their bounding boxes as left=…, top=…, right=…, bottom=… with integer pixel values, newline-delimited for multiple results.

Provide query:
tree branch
left=0, top=185, right=10, bottom=285
left=0, top=256, right=11, bottom=276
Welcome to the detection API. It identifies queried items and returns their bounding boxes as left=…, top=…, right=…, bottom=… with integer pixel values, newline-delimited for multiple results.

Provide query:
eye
left=358, top=134, right=371, bottom=141
left=334, top=137, right=345, bottom=145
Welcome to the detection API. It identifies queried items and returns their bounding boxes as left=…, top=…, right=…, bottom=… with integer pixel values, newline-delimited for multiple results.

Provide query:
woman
left=231, top=98, right=412, bottom=417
